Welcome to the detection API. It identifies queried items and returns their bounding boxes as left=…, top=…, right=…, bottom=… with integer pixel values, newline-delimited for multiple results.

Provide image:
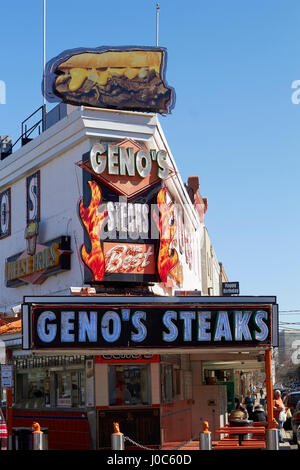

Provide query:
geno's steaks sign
left=22, top=296, right=278, bottom=350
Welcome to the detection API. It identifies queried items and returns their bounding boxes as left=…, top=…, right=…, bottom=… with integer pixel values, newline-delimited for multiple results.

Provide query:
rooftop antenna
left=42, top=0, right=46, bottom=129
left=156, top=2, right=160, bottom=47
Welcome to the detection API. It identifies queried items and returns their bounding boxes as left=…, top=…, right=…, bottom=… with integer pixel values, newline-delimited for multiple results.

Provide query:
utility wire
left=279, top=310, right=300, bottom=313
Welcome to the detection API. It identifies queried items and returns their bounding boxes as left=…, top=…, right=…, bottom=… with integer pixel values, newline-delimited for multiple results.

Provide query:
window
left=16, top=370, right=47, bottom=409
left=108, top=365, right=151, bottom=406
left=15, top=368, right=85, bottom=409
left=56, top=371, right=85, bottom=408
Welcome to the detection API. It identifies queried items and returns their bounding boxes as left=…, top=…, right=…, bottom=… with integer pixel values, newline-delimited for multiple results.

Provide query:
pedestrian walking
left=244, top=391, right=255, bottom=420
left=273, top=389, right=285, bottom=443
left=259, top=388, right=265, bottom=407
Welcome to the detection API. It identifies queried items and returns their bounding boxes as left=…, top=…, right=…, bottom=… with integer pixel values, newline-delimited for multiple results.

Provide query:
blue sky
left=0, top=1, right=299, bottom=329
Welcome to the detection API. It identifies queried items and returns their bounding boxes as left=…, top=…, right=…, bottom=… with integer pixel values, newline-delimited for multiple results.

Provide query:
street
left=280, top=429, right=298, bottom=450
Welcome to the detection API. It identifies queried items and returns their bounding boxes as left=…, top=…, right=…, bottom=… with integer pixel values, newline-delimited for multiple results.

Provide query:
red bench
left=213, top=425, right=266, bottom=450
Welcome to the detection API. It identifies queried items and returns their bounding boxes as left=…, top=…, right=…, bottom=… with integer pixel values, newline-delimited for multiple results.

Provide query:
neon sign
left=77, top=138, right=182, bottom=285
left=28, top=304, right=273, bottom=349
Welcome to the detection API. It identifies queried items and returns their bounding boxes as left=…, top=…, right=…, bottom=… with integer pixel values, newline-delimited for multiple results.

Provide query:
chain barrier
left=124, top=436, right=155, bottom=450
left=124, top=434, right=199, bottom=451
left=169, top=434, right=199, bottom=450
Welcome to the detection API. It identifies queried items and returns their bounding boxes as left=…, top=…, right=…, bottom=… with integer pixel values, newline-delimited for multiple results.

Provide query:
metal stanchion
left=199, top=421, right=212, bottom=450
left=111, top=422, right=125, bottom=450
left=32, top=422, right=45, bottom=451
left=266, top=428, right=279, bottom=450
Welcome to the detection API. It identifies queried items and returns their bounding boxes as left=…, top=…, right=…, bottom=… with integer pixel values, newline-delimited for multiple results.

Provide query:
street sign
left=222, top=282, right=240, bottom=296
left=1, top=365, right=13, bottom=388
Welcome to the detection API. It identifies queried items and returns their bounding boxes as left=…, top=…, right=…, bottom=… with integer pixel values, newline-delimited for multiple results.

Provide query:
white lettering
left=78, top=311, right=97, bottom=342
left=179, top=311, right=195, bottom=341
left=163, top=311, right=178, bottom=342
left=214, top=311, right=232, bottom=341
left=156, top=150, right=169, bottom=179
left=135, top=150, right=151, bottom=178
left=89, top=142, right=169, bottom=179
left=107, top=145, right=119, bottom=175
left=105, top=244, right=153, bottom=272
left=61, top=311, right=75, bottom=342
left=198, top=311, right=211, bottom=341
left=101, top=311, right=121, bottom=342
left=253, top=311, right=269, bottom=341
left=234, top=311, right=252, bottom=341
left=28, top=174, right=38, bottom=221
left=0, top=191, right=10, bottom=235
left=119, top=147, right=135, bottom=176
left=104, top=201, right=149, bottom=240
left=131, top=311, right=147, bottom=342
left=37, top=311, right=57, bottom=343
left=90, top=142, right=106, bottom=174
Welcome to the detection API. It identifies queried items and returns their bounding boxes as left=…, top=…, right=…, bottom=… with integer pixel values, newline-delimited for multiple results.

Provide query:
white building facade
left=0, top=105, right=277, bottom=450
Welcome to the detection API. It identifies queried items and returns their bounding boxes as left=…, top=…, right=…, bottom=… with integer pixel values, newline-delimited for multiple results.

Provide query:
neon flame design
left=156, top=187, right=178, bottom=282
left=79, top=180, right=107, bottom=281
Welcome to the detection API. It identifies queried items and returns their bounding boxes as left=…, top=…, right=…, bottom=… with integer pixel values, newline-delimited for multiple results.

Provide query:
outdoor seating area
left=213, top=422, right=266, bottom=450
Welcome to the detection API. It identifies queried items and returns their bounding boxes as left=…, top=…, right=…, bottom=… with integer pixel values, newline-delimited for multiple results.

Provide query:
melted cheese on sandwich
left=61, top=66, right=160, bottom=91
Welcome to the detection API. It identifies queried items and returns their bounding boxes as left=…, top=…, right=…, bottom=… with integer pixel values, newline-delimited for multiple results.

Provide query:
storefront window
left=14, top=356, right=86, bottom=409
left=56, top=371, right=85, bottom=407
left=108, top=365, right=151, bottom=406
left=16, top=370, right=47, bottom=408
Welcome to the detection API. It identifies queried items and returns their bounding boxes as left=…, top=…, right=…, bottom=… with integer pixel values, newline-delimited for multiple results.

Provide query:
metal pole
left=266, top=428, right=279, bottom=451
left=33, top=432, right=44, bottom=450
left=156, top=3, right=160, bottom=47
left=111, top=433, right=125, bottom=450
left=32, top=422, right=47, bottom=450
left=265, top=349, right=274, bottom=428
left=265, top=348, right=279, bottom=450
left=43, top=0, right=46, bottom=108
left=111, top=422, right=124, bottom=450
left=199, top=421, right=212, bottom=450
left=42, top=0, right=47, bottom=131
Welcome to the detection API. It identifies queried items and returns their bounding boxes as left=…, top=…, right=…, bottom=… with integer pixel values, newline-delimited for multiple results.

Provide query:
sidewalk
left=161, top=429, right=293, bottom=451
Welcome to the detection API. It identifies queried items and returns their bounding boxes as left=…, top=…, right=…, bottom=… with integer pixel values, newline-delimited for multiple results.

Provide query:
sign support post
left=265, top=348, right=279, bottom=450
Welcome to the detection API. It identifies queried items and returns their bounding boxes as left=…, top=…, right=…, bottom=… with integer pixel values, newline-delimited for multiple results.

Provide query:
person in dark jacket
left=252, top=404, right=267, bottom=424
left=244, top=392, right=255, bottom=419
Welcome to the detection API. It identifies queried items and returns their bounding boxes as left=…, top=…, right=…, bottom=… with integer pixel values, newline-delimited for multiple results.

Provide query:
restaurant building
left=0, top=46, right=279, bottom=450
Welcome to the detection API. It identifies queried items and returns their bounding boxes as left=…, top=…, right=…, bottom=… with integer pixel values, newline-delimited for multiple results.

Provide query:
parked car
left=283, top=391, right=300, bottom=413
left=297, top=425, right=300, bottom=450
left=291, top=400, right=300, bottom=446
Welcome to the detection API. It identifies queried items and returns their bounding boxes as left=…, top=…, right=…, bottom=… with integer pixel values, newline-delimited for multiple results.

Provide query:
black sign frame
left=78, top=151, right=163, bottom=285
left=22, top=296, right=278, bottom=351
